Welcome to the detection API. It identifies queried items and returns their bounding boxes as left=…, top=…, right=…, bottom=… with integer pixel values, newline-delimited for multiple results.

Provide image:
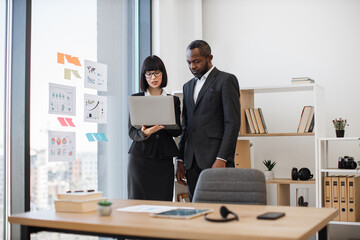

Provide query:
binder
left=347, top=176, right=360, bottom=222
left=323, top=176, right=332, bottom=208
left=331, top=176, right=340, bottom=221
left=234, top=140, right=251, bottom=169
left=339, top=176, right=348, bottom=221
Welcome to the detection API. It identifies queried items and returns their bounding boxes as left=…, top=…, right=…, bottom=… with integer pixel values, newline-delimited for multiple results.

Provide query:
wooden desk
left=9, top=199, right=337, bottom=240
left=266, top=178, right=315, bottom=206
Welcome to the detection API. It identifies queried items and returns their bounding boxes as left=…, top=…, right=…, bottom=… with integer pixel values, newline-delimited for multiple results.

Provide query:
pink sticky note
left=57, top=117, right=68, bottom=126
left=65, top=118, right=76, bottom=127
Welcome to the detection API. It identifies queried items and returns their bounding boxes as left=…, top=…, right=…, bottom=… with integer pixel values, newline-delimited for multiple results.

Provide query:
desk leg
left=21, top=225, right=31, bottom=240
left=318, top=225, right=327, bottom=240
left=277, top=184, right=290, bottom=206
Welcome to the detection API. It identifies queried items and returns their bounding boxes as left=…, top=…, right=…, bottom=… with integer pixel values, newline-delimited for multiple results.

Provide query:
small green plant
left=98, top=200, right=112, bottom=206
left=263, top=160, right=276, bottom=171
left=332, top=118, right=348, bottom=130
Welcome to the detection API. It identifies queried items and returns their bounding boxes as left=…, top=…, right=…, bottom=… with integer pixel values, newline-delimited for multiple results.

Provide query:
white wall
left=152, top=0, right=202, bottom=92
left=202, top=0, right=360, bottom=137
left=153, top=0, right=360, bottom=208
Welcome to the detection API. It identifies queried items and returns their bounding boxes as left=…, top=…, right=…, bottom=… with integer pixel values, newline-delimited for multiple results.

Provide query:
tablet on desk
left=151, top=208, right=212, bottom=219
left=128, top=96, right=179, bottom=129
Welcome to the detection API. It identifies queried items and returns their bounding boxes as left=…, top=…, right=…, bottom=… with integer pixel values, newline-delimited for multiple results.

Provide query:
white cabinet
left=317, top=137, right=360, bottom=226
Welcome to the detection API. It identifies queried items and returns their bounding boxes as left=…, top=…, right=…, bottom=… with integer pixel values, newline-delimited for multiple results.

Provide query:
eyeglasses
left=145, top=71, right=162, bottom=79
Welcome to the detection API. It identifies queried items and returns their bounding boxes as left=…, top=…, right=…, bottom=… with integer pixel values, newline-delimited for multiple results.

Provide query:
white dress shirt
left=193, top=66, right=215, bottom=103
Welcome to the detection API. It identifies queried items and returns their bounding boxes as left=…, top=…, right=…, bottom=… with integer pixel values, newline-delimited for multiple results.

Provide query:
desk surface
left=9, top=199, right=337, bottom=240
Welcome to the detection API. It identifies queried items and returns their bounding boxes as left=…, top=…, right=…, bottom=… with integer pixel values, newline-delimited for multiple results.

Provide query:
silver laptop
left=128, top=96, right=179, bottom=129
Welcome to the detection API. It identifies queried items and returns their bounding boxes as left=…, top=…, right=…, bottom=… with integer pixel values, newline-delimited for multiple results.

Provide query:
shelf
left=319, top=137, right=360, bottom=141
left=329, top=221, right=360, bottom=226
left=266, top=178, right=315, bottom=184
left=241, top=84, right=316, bottom=93
left=239, top=132, right=314, bottom=137
left=320, top=168, right=360, bottom=173
left=266, top=178, right=315, bottom=206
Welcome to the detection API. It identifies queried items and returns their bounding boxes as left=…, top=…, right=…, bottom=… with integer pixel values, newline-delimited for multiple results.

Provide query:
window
left=0, top=0, right=6, bottom=237
left=30, top=0, right=138, bottom=238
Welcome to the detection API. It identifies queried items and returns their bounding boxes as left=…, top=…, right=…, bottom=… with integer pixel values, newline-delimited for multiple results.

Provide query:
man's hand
left=141, top=125, right=164, bottom=137
left=176, top=161, right=187, bottom=186
left=212, top=158, right=226, bottom=168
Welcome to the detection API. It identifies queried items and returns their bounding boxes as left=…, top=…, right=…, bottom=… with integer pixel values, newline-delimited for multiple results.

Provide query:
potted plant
left=262, top=160, right=276, bottom=180
left=97, top=200, right=112, bottom=216
left=332, top=118, right=348, bottom=138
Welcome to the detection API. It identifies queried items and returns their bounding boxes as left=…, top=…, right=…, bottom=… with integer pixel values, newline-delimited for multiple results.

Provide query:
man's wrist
left=217, top=157, right=227, bottom=162
left=176, top=159, right=184, bottom=163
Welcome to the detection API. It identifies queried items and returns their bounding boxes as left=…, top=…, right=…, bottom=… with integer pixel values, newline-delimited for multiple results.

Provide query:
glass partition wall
left=29, top=0, right=138, bottom=239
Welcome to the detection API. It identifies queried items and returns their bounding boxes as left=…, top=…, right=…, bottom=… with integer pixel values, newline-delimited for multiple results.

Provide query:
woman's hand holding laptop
left=141, top=125, right=164, bottom=137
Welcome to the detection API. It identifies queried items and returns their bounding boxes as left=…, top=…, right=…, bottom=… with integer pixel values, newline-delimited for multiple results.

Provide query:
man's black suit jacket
left=128, top=92, right=182, bottom=159
left=178, top=67, right=240, bottom=170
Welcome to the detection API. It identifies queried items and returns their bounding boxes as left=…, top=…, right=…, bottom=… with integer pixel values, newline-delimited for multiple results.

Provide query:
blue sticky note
left=92, top=133, right=102, bottom=141
left=98, top=133, right=108, bottom=142
left=86, top=133, right=96, bottom=142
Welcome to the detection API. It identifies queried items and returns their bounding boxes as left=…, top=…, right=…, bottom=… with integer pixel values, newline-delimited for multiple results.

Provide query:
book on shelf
left=307, top=113, right=315, bottom=133
left=244, top=108, right=256, bottom=134
left=249, top=108, right=260, bottom=134
left=291, top=77, right=315, bottom=84
left=304, top=107, right=314, bottom=133
left=57, top=191, right=103, bottom=201
left=54, top=197, right=106, bottom=213
left=297, top=106, right=313, bottom=133
left=258, top=108, right=268, bottom=133
left=254, top=108, right=266, bottom=134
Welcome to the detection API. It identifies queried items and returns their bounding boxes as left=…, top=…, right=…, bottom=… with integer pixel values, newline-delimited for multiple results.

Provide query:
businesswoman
left=128, top=55, right=182, bottom=201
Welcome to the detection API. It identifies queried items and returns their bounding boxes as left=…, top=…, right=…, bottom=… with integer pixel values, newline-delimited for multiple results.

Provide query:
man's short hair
left=187, top=40, right=211, bottom=57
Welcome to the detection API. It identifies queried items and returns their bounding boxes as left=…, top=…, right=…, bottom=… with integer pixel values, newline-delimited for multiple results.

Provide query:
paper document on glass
left=116, top=205, right=194, bottom=213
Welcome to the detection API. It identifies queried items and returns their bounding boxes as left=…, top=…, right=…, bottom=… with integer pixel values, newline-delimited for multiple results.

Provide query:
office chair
left=193, top=168, right=267, bottom=205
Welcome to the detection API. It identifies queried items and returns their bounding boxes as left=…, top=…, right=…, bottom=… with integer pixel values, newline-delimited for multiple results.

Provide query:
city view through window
left=30, top=1, right=99, bottom=239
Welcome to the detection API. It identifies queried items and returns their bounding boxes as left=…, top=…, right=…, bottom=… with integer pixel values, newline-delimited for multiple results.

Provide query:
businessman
left=176, top=40, right=240, bottom=200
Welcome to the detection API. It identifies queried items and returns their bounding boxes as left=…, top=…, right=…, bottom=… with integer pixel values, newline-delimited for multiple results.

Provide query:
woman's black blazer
left=128, top=92, right=182, bottom=159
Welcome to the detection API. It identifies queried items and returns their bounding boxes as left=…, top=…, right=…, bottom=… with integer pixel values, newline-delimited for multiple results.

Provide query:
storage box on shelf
left=317, top=137, right=360, bottom=225
left=238, top=84, right=325, bottom=206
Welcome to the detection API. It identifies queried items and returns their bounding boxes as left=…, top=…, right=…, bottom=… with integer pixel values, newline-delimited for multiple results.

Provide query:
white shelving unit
left=317, top=137, right=360, bottom=226
left=238, top=84, right=325, bottom=206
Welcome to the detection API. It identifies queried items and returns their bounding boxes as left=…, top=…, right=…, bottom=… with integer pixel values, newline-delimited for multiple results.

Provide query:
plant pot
left=97, top=205, right=112, bottom=216
left=336, top=130, right=345, bottom=138
left=264, top=170, right=274, bottom=180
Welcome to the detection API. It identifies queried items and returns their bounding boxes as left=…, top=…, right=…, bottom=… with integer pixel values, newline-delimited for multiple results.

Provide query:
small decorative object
left=338, top=156, right=357, bottom=169
left=291, top=167, right=313, bottom=181
left=332, top=118, right=348, bottom=138
left=297, top=168, right=313, bottom=181
left=296, top=188, right=309, bottom=207
left=97, top=200, right=112, bottom=216
left=291, top=167, right=298, bottom=180
left=263, top=160, right=276, bottom=180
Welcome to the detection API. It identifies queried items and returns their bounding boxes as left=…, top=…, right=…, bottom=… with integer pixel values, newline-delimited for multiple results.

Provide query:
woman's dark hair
left=140, top=55, right=168, bottom=92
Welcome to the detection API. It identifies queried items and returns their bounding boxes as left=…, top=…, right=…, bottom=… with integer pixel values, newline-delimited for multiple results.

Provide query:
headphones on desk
left=204, top=206, right=239, bottom=222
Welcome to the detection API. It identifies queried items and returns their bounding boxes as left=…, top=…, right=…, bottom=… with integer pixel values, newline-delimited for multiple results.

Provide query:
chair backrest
left=192, top=168, right=267, bottom=205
